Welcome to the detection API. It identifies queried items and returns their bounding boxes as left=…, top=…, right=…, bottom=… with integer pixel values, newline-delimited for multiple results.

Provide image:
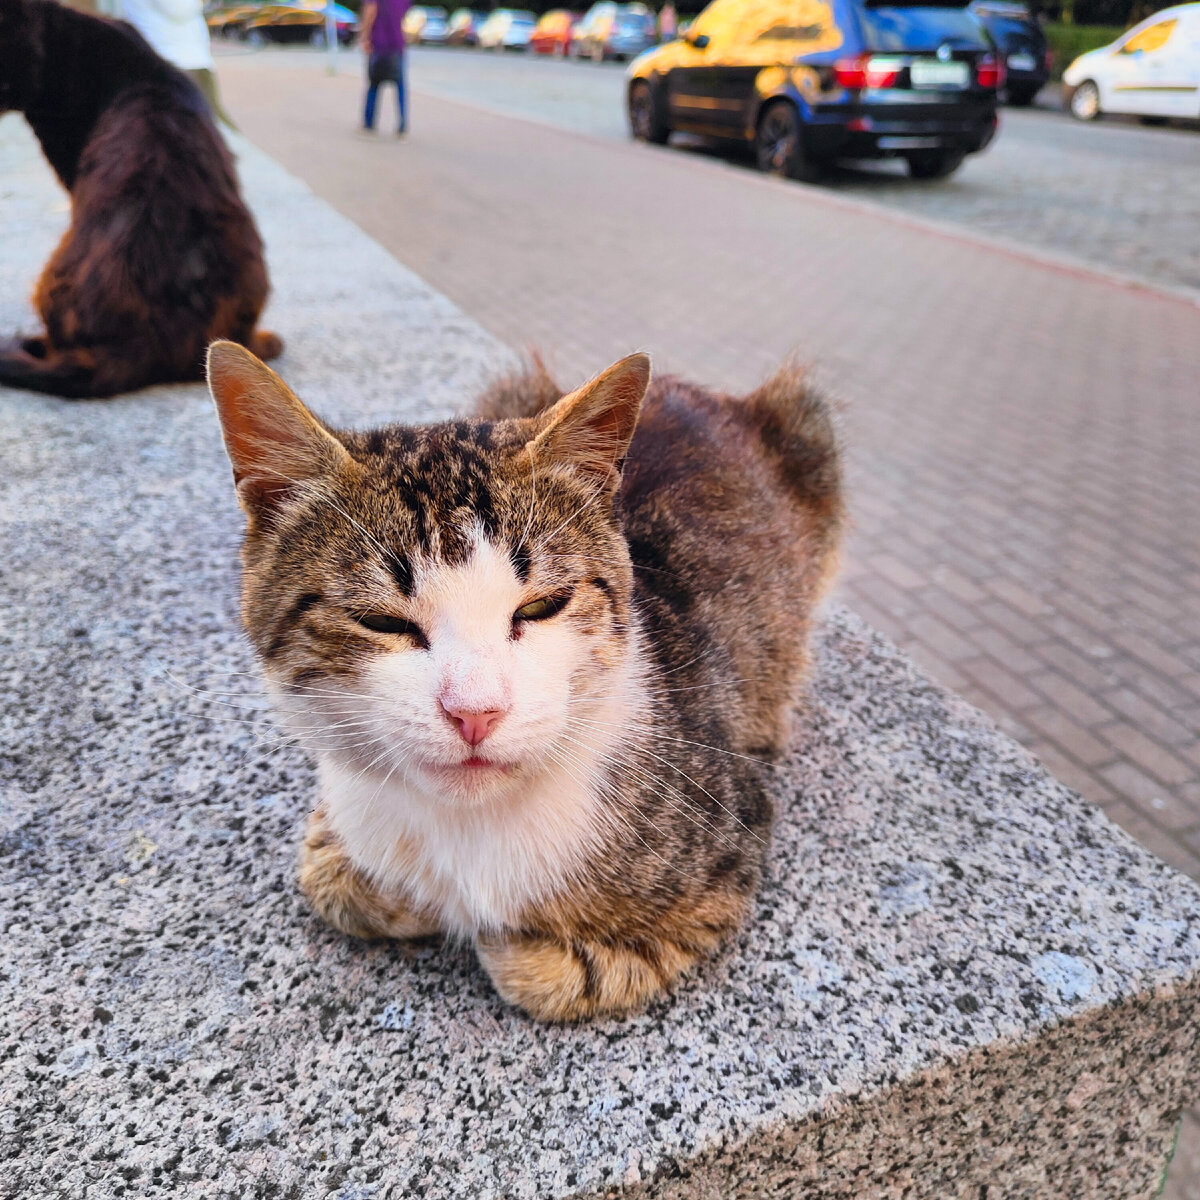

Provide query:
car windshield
left=616, top=11, right=653, bottom=30
left=859, top=2, right=988, bottom=51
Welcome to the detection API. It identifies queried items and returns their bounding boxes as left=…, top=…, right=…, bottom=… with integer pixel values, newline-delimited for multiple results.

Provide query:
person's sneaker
left=356, top=127, right=378, bottom=139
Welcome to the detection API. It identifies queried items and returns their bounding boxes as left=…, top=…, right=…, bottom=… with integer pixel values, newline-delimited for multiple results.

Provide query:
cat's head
left=207, top=343, right=650, bottom=807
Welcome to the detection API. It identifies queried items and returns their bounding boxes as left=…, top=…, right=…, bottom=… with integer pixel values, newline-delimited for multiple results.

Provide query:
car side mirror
left=688, top=32, right=710, bottom=48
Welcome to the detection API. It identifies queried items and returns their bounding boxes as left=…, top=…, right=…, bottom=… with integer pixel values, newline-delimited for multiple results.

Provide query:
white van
left=1063, top=3, right=1200, bottom=121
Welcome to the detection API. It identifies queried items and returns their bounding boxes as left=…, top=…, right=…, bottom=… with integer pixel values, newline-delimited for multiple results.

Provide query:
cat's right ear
left=527, top=353, right=651, bottom=492
left=206, top=341, right=352, bottom=522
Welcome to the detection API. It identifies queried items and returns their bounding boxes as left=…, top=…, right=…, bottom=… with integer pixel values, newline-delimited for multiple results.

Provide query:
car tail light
left=835, top=54, right=903, bottom=89
left=1044, top=48, right=1054, bottom=70
left=976, top=53, right=1005, bottom=89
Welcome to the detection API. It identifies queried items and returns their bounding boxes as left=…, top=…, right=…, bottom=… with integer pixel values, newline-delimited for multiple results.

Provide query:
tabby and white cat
left=207, top=342, right=842, bottom=1021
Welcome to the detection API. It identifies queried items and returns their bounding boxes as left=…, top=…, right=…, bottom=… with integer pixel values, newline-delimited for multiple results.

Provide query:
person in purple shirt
left=360, top=0, right=412, bottom=135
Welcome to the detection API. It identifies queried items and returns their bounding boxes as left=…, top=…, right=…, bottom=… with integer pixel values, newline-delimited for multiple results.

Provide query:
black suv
left=968, top=0, right=1048, bottom=105
left=628, top=0, right=1001, bottom=180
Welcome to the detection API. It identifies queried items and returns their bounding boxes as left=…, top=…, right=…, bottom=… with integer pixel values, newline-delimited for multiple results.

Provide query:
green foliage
left=1044, top=22, right=1126, bottom=75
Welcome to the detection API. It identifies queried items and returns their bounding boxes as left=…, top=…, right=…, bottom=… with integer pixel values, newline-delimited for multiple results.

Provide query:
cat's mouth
left=426, top=756, right=516, bottom=779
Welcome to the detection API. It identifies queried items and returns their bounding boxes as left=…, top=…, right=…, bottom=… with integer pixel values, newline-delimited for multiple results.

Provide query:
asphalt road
left=350, top=44, right=1200, bottom=295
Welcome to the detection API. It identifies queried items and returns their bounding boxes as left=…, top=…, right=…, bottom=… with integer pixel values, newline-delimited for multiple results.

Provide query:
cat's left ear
left=527, top=353, right=650, bottom=491
left=206, top=340, right=353, bottom=523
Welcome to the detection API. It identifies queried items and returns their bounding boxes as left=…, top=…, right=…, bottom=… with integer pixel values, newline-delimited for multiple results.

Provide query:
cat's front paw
left=475, top=931, right=699, bottom=1022
left=299, top=809, right=440, bottom=942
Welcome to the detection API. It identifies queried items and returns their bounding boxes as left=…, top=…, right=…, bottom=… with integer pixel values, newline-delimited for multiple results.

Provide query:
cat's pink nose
left=441, top=703, right=507, bottom=747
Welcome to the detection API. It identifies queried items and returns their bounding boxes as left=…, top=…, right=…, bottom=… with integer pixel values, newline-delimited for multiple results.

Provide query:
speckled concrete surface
left=1, top=114, right=1198, bottom=1199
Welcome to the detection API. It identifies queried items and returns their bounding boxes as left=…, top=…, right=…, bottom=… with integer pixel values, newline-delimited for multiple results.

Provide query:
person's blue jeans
left=364, top=51, right=406, bottom=133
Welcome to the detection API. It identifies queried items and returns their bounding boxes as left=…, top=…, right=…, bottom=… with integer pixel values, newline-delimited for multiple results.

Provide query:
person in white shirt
left=116, top=0, right=235, bottom=126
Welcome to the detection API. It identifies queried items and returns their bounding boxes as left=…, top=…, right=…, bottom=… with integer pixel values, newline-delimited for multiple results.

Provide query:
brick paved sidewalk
left=215, top=61, right=1200, bottom=881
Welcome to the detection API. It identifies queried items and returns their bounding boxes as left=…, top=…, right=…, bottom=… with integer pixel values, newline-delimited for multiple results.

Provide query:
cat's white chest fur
left=316, top=753, right=607, bottom=935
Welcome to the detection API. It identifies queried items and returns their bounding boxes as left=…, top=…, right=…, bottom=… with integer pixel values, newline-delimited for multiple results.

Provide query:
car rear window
left=980, top=13, right=1037, bottom=38
left=859, top=4, right=989, bottom=50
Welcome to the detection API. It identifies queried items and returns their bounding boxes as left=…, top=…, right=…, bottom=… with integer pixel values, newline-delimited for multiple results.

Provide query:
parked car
left=1063, top=3, right=1200, bottom=122
left=404, top=5, right=451, bottom=43
left=447, top=7, right=489, bottom=44
left=206, top=4, right=261, bottom=39
left=573, top=1, right=657, bottom=60
left=530, top=9, right=581, bottom=54
left=627, top=0, right=1001, bottom=180
left=477, top=8, right=539, bottom=48
left=240, top=1, right=358, bottom=45
left=475, top=8, right=537, bottom=48
left=968, top=0, right=1048, bottom=105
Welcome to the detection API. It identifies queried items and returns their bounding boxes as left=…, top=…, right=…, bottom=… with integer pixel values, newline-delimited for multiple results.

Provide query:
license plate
left=910, top=59, right=970, bottom=88
left=1007, top=52, right=1036, bottom=70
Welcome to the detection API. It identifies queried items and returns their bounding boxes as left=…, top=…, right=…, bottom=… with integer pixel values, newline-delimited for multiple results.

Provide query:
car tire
left=1138, top=115, right=1168, bottom=126
left=755, top=101, right=823, bottom=183
left=1069, top=79, right=1101, bottom=121
left=1005, top=84, right=1040, bottom=107
left=905, top=150, right=966, bottom=180
left=629, top=80, right=670, bottom=144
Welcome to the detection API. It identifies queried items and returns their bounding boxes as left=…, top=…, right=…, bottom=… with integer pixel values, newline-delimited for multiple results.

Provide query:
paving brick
left=960, top=658, right=1042, bottom=712
left=1102, top=688, right=1197, bottom=747
left=1035, top=638, right=1117, bottom=694
left=918, top=589, right=984, bottom=634
left=904, top=614, right=979, bottom=663
left=1110, top=629, right=1194, bottom=680
left=1098, top=763, right=1199, bottom=833
left=1097, top=724, right=1197, bottom=788
left=1022, top=707, right=1117, bottom=769
left=1025, top=671, right=1117, bottom=728
left=870, top=554, right=927, bottom=591
left=970, top=627, right=1046, bottom=675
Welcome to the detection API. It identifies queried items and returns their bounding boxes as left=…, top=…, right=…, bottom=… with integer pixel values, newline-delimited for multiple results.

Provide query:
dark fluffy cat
left=0, top=0, right=280, bottom=399
left=207, top=343, right=843, bottom=1021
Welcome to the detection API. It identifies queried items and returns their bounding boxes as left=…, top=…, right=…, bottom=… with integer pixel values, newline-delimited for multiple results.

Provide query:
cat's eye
left=514, top=590, right=573, bottom=624
left=354, top=612, right=428, bottom=646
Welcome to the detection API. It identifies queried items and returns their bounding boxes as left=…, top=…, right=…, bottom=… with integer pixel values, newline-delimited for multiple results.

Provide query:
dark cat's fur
left=0, top=0, right=280, bottom=398
left=208, top=344, right=842, bottom=1021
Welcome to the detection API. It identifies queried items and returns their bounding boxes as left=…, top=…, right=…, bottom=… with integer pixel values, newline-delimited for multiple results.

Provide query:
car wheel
left=906, top=150, right=966, bottom=180
left=629, top=80, right=670, bottom=144
left=1138, top=115, right=1168, bottom=126
left=755, top=102, right=823, bottom=183
left=1069, top=79, right=1101, bottom=121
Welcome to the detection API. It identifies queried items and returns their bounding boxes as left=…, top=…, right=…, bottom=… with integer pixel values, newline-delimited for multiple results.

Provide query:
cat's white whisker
left=555, top=732, right=742, bottom=851
left=566, top=715, right=775, bottom=768
left=566, top=724, right=769, bottom=847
